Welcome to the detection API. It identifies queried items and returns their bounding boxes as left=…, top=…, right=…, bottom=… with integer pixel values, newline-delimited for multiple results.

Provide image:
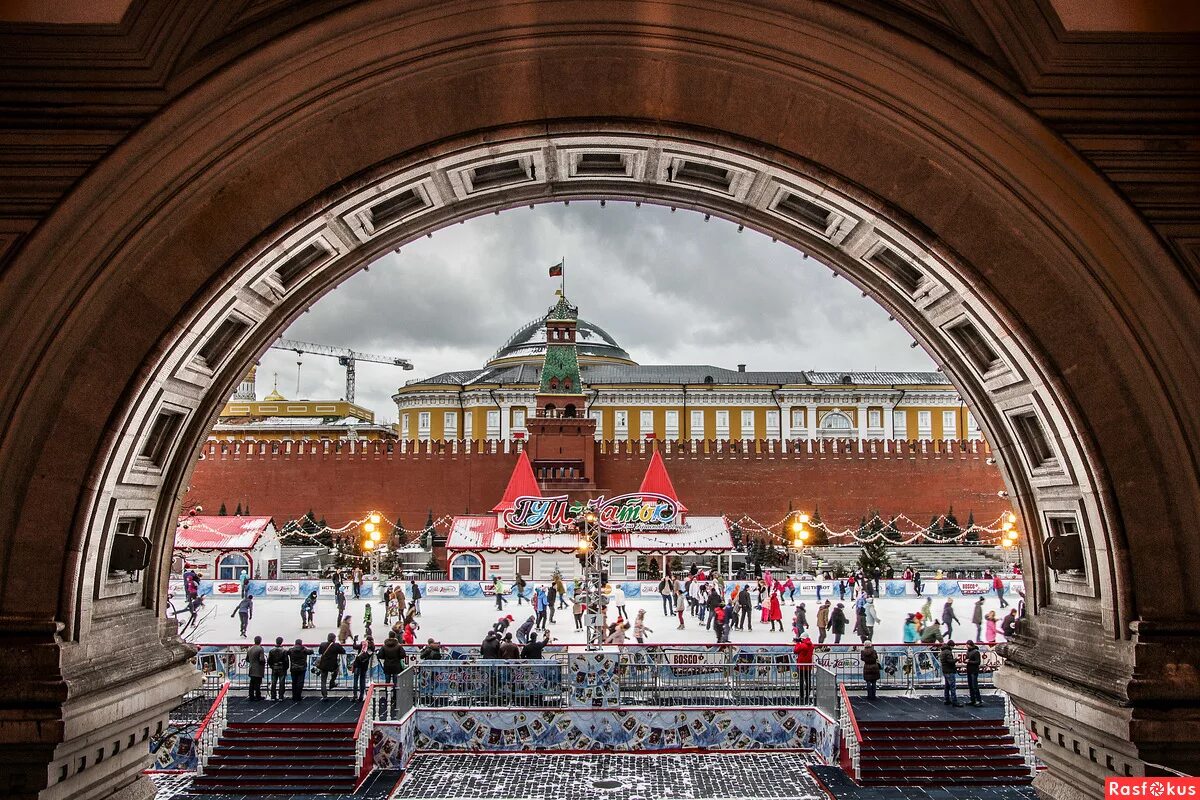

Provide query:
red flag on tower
left=547, top=260, right=563, bottom=277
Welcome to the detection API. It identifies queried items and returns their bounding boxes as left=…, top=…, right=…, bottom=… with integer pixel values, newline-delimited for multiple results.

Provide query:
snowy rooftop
left=175, top=516, right=274, bottom=550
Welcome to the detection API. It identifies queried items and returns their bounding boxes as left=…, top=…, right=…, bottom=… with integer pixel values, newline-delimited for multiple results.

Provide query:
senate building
left=393, top=295, right=982, bottom=445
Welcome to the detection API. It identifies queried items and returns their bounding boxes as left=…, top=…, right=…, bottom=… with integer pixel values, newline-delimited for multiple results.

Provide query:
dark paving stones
left=227, top=697, right=362, bottom=725
left=395, top=752, right=826, bottom=799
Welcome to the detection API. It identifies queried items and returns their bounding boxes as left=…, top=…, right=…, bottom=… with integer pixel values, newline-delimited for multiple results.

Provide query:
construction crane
left=270, top=338, right=414, bottom=404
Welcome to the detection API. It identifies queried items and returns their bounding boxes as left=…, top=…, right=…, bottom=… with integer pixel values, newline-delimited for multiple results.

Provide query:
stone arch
left=0, top=2, right=1195, bottom=797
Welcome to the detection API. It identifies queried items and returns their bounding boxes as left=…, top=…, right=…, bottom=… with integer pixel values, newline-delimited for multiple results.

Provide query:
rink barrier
left=194, top=642, right=1001, bottom=693
left=172, top=577, right=1022, bottom=600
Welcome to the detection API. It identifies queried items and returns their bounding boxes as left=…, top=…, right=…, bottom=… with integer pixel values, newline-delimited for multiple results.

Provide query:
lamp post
left=361, top=511, right=383, bottom=579
left=790, top=512, right=811, bottom=576
left=999, top=512, right=1019, bottom=553
left=576, top=508, right=604, bottom=649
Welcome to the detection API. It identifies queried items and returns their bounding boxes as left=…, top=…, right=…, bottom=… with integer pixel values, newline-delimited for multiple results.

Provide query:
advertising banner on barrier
left=168, top=580, right=185, bottom=597
left=640, top=582, right=663, bottom=596
left=423, top=582, right=462, bottom=597
left=212, top=581, right=242, bottom=595
left=660, top=647, right=727, bottom=675
left=957, top=580, right=992, bottom=595
left=265, top=581, right=299, bottom=597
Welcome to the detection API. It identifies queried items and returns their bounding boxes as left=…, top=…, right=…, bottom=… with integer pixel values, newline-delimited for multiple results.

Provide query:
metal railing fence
left=415, top=660, right=569, bottom=708
left=614, top=656, right=825, bottom=707
left=371, top=669, right=417, bottom=721
left=1004, top=692, right=1039, bottom=777
left=194, top=680, right=230, bottom=775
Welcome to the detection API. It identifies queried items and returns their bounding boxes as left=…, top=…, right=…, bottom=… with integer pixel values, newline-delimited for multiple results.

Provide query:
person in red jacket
left=794, top=633, right=815, bottom=702
left=768, top=590, right=784, bottom=632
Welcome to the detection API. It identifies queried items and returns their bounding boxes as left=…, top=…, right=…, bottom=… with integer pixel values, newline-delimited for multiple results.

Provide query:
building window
left=791, top=408, right=804, bottom=431
left=513, top=408, right=526, bottom=430
left=715, top=410, right=730, bottom=438
left=690, top=410, right=704, bottom=438
left=639, top=410, right=654, bottom=437
left=516, top=555, right=533, bottom=578
left=464, top=413, right=473, bottom=440
left=868, top=409, right=882, bottom=429
left=486, top=410, right=501, bottom=438
left=450, top=553, right=482, bottom=581
left=614, top=410, right=628, bottom=440
left=217, top=553, right=250, bottom=580
left=918, top=410, right=932, bottom=438
left=741, top=410, right=754, bottom=437
left=590, top=410, right=603, bottom=439
left=665, top=410, right=679, bottom=439
left=942, top=410, right=957, bottom=439
left=401, top=414, right=410, bottom=438
left=819, top=411, right=853, bottom=437
left=443, top=411, right=458, bottom=437
left=766, top=410, right=780, bottom=440
left=893, top=410, right=908, bottom=438
left=608, top=555, right=627, bottom=577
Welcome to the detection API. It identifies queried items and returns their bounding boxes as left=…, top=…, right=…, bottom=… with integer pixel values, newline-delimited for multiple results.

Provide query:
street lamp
left=1000, top=513, right=1020, bottom=550
left=790, top=512, right=811, bottom=575
left=577, top=508, right=604, bottom=649
left=361, top=511, right=383, bottom=578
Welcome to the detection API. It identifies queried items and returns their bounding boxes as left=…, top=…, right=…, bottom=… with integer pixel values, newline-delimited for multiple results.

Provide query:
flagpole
left=562, top=256, right=566, bottom=297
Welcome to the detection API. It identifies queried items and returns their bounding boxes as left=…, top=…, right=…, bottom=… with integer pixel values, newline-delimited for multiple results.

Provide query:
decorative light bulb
left=369, top=512, right=382, bottom=525
left=798, top=513, right=810, bottom=524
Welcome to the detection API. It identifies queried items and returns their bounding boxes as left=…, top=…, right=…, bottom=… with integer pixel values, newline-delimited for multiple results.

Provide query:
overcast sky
left=254, top=203, right=935, bottom=422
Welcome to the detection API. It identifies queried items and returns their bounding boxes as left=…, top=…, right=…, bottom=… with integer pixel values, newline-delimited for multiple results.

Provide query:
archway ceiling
left=0, top=0, right=1196, bottom=282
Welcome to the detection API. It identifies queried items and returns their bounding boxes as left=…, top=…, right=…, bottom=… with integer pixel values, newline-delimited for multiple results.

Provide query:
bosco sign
left=504, top=493, right=679, bottom=531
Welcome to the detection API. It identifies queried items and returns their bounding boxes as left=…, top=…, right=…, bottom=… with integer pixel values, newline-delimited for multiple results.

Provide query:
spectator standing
left=863, top=598, right=878, bottom=641
left=267, top=636, right=289, bottom=700
left=498, top=633, right=520, bottom=659
left=861, top=641, right=880, bottom=700
left=738, top=585, right=753, bottom=632
left=316, top=633, right=346, bottom=700
left=793, top=634, right=814, bottom=702
left=352, top=566, right=363, bottom=599
left=351, top=641, right=373, bottom=701
left=572, top=596, right=584, bottom=631
left=288, top=638, right=313, bottom=701
left=419, top=638, right=443, bottom=660
left=378, top=633, right=407, bottom=689
left=245, top=635, right=266, bottom=701
left=659, top=576, right=674, bottom=616
left=674, top=582, right=686, bottom=630
left=816, top=601, right=831, bottom=644
left=940, top=641, right=962, bottom=706
left=972, top=597, right=985, bottom=640
left=546, top=583, right=558, bottom=624
left=964, top=640, right=983, bottom=706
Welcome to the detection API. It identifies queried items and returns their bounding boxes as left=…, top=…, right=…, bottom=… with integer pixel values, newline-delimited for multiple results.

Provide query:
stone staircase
left=856, top=715, right=1032, bottom=786
left=189, top=721, right=358, bottom=794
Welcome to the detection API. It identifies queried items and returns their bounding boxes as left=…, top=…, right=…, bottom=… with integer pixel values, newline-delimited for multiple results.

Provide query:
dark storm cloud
left=253, top=203, right=934, bottom=421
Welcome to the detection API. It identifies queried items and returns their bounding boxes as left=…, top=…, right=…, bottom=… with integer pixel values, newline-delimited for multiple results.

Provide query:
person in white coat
left=611, top=584, right=628, bottom=620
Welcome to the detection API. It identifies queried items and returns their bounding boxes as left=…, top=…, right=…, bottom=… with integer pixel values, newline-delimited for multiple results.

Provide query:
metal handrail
left=838, top=682, right=861, bottom=780
left=354, top=683, right=376, bottom=784
left=1003, top=692, right=1039, bottom=777
left=193, top=680, right=230, bottom=774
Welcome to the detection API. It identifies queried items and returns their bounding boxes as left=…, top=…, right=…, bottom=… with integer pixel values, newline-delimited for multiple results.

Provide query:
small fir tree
left=390, top=514, right=407, bottom=549
left=859, top=511, right=891, bottom=575
left=234, top=502, right=242, bottom=516
left=943, top=505, right=961, bottom=543
left=218, top=502, right=227, bottom=516
left=807, top=505, right=828, bottom=546
left=964, top=511, right=979, bottom=543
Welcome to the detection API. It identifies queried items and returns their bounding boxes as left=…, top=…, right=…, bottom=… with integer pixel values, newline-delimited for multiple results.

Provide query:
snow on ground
left=185, top=589, right=1012, bottom=647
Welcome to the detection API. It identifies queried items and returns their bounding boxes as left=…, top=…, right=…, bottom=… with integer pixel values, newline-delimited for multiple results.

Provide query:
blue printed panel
left=381, top=707, right=838, bottom=764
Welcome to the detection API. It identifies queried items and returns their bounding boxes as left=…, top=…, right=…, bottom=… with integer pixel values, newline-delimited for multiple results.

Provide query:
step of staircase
left=194, top=721, right=359, bottom=795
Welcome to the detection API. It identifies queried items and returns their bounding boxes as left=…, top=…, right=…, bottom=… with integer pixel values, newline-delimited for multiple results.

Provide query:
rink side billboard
left=171, top=578, right=1021, bottom=600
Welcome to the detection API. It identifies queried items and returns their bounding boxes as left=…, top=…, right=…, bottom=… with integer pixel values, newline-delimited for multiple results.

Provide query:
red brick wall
left=185, top=439, right=1009, bottom=532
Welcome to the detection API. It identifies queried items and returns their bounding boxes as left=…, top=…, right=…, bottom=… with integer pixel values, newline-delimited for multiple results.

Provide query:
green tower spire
left=538, top=295, right=583, bottom=397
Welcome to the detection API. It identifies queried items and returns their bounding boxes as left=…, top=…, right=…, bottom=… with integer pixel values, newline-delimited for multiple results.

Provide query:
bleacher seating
left=807, top=545, right=1018, bottom=577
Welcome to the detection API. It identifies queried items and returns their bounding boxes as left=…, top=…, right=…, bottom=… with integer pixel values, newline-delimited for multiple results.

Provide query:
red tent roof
left=638, top=449, right=687, bottom=512
left=491, top=450, right=542, bottom=513
left=174, top=516, right=273, bottom=550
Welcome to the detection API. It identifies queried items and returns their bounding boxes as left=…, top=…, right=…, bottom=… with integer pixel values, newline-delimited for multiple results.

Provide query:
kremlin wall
left=184, top=436, right=1008, bottom=533
left=193, top=295, right=1010, bottom=536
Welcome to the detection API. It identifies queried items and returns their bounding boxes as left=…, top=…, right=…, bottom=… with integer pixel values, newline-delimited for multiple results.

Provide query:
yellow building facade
left=210, top=366, right=398, bottom=442
left=394, top=304, right=981, bottom=444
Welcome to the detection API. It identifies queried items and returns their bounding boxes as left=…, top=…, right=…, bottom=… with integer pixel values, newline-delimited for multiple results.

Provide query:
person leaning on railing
left=793, top=633, right=814, bottom=702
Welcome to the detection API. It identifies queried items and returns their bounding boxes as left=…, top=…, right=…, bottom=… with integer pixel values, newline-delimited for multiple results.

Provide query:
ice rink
left=183, top=588, right=1015, bottom=647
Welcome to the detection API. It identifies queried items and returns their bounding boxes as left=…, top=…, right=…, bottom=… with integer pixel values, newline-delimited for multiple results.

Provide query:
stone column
left=884, top=403, right=896, bottom=440
left=499, top=403, right=511, bottom=440
left=855, top=402, right=868, bottom=442
left=805, top=403, right=817, bottom=439
left=779, top=404, right=792, bottom=441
